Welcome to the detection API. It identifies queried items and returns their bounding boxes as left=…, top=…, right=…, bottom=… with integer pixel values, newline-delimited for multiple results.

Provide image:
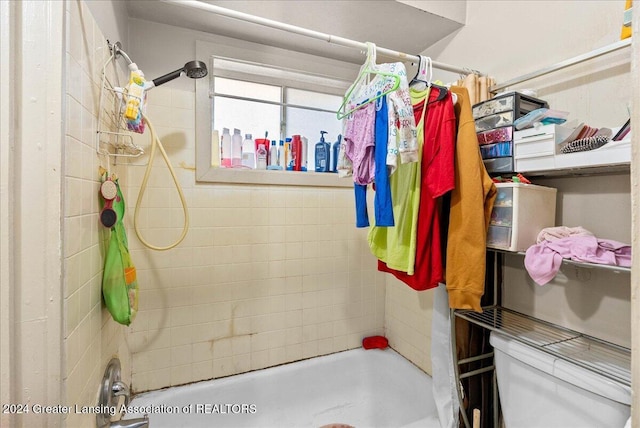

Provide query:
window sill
left=196, top=167, right=353, bottom=187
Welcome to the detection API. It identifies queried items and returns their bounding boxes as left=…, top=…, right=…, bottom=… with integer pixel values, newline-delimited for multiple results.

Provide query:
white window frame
left=195, top=40, right=357, bottom=187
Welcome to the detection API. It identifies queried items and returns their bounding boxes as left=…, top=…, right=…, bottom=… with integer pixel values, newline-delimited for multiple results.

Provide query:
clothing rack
left=491, top=38, right=631, bottom=93
left=161, top=0, right=483, bottom=76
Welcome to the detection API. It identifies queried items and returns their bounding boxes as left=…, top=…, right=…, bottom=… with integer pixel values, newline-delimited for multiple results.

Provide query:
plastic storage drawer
left=477, top=127, right=513, bottom=145
left=514, top=124, right=573, bottom=172
left=487, top=226, right=512, bottom=248
left=473, top=96, right=514, bottom=119
left=483, top=157, right=513, bottom=174
left=472, top=92, right=549, bottom=121
left=475, top=111, right=515, bottom=133
left=487, top=183, right=557, bottom=251
left=480, top=141, right=512, bottom=159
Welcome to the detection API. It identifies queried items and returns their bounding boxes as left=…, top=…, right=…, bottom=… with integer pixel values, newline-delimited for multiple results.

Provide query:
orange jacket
left=446, top=87, right=496, bottom=312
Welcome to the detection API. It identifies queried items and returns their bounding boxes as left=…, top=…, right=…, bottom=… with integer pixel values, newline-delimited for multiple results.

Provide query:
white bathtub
left=128, top=348, right=439, bottom=428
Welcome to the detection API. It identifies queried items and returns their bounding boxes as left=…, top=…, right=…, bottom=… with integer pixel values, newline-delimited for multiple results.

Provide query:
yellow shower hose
left=133, top=114, right=189, bottom=251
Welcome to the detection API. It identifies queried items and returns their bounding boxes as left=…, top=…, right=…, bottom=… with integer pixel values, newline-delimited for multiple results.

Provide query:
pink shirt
left=524, top=235, right=631, bottom=285
left=343, top=102, right=376, bottom=185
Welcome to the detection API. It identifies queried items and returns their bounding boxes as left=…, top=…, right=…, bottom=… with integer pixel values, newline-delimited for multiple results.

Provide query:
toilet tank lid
left=553, top=357, right=631, bottom=405
left=490, top=330, right=555, bottom=376
left=490, top=331, right=631, bottom=405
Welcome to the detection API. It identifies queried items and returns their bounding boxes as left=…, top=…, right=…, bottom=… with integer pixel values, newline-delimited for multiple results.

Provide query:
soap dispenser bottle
left=332, top=134, right=342, bottom=173
left=315, top=131, right=330, bottom=172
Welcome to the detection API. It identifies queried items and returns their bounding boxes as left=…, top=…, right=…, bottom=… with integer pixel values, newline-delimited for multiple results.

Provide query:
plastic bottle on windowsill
left=221, top=128, right=232, bottom=168
left=256, top=144, right=268, bottom=170
left=267, top=140, right=283, bottom=170
left=285, top=138, right=292, bottom=170
left=241, top=134, right=255, bottom=169
left=301, top=136, right=308, bottom=171
left=291, top=135, right=302, bottom=171
left=232, top=128, right=243, bottom=167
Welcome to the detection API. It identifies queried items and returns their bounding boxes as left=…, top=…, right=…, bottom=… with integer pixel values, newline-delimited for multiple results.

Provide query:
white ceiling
left=124, top=0, right=465, bottom=64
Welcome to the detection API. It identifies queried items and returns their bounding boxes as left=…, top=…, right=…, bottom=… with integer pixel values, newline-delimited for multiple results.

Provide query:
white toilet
left=490, top=331, right=630, bottom=428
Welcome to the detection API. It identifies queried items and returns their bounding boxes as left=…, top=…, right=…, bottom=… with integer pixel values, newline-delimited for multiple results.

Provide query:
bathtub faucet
left=108, top=415, right=149, bottom=428
left=110, top=381, right=148, bottom=428
left=98, top=358, right=149, bottom=428
left=112, top=380, right=131, bottom=407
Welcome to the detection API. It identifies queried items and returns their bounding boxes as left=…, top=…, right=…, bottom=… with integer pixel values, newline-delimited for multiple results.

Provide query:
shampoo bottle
left=269, top=140, right=278, bottom=166
left=332, top=134, right=342, bottom=173
left=291, top=135, right=302, bottom=171
left=241, top=133, right=255, bottom=169
left=301, top=136, right=308, bottom=171
left=267, top=140, right=283, bottom=170
left=221, top=127, right=232, bottom=167
left=285, top=138, right=292, bottom=170
left=232, top=128, right=243, bottom=167
left=315, top=131, right=330, bottom=172
left=256, top=144, right=268, bottom=170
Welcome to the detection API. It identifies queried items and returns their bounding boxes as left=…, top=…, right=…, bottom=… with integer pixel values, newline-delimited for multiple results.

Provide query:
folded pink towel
left=536, top=226, right=594, bottom=244
left=525, top=235, right=631, bottom=285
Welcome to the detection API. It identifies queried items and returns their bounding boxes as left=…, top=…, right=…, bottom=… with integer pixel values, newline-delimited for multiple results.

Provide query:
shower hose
left=133, top=114, right=189, bottom=251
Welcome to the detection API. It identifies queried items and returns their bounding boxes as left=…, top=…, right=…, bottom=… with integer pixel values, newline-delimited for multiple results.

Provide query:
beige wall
left=630, top=7, right=639, bottom=425
left=128, top=8, right=434, bottom=378
left=123, top=85, right=386, bottom=392
left=63, top=1, right=131, bottom=426
left=3, top=1, right=65, bottom=427
left=426, top=0, right=629, bottom=126
left=384, top=279, right=434, bottom=373
left=124, top=0, right=635, bottom=380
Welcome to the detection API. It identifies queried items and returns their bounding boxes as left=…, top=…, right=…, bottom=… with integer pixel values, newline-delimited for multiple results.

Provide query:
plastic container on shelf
left=284, top=138, right=292, bottom=170
left=269, top=140, right=278, bottom=166
left=301, top=136, right=309, bottom=171
left=221, top=127, right=232, bottom=167
left=291, top=135, right=302, bottom=171
left=315, top=131, right=330, bottom=172
left=256, top=144, right=268, bottom=170
left=332, top=134, right=342, bottom=173
left=231, top=128, right=243, bottom=167
left=267, top=140, right=283, bottom=170
left=487, top=183, right=557, bottom=251
left=255, top=138, right=270, bottom=161
left=241, top=133, right=255, bottom=169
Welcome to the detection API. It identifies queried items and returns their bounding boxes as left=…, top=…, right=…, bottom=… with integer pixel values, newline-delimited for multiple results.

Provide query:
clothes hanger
left=409, top=55, right=431, bottom=89
left=337, top=42, right=401, bottom=120
left=410, top=55, right=448, bottom=103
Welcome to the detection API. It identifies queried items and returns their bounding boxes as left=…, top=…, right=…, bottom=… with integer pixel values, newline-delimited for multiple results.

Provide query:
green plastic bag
left=101, top=173, right=138, bottom=325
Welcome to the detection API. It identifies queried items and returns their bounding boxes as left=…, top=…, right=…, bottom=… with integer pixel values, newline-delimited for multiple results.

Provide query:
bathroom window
left=195, top=48, right=354, bottom=187
left=211, top=64, right=343, bottom=170
left=213, top=78, right=282, bottom=146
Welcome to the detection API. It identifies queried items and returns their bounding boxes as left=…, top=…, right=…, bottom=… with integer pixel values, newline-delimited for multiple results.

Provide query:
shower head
left=183, top=60, right=208, bottom=78
left=149, top=60, right=208, bottom=89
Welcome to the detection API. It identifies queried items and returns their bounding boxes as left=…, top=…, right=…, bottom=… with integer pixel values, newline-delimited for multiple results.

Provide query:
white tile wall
left=64, top=0, right=433, bottom=403
left=63, top=1, right=131, bottom=426
left=124, top=87, right=387, bottom=392
left=384, top=277, right=434, bottom=373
